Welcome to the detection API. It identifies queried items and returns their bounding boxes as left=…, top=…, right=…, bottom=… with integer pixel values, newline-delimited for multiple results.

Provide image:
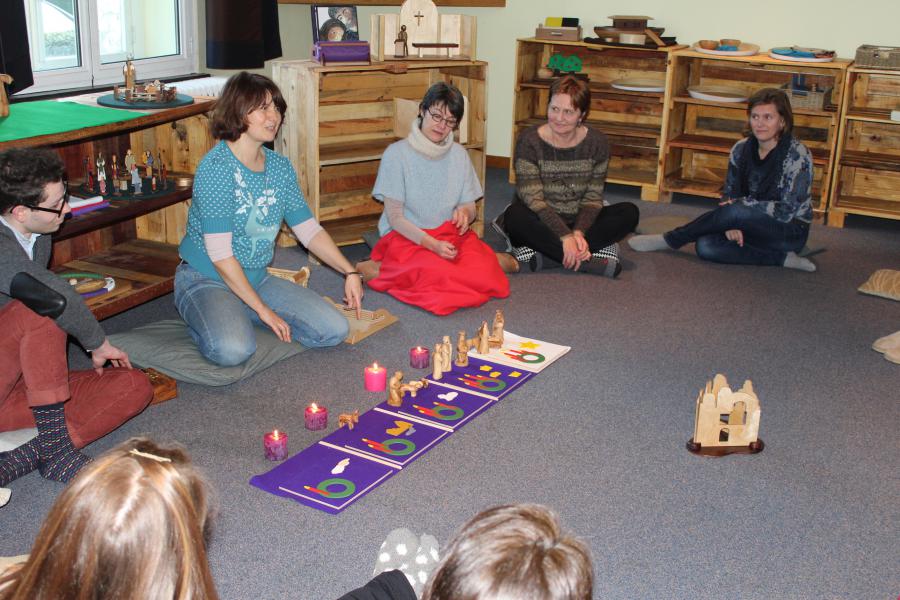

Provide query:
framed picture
left=311, top=5, right=360, bottom=43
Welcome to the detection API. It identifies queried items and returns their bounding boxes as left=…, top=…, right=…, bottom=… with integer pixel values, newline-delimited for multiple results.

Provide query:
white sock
left=783, top=252, right=816, bottom=272
left=628, top=234, right=670, bottom=252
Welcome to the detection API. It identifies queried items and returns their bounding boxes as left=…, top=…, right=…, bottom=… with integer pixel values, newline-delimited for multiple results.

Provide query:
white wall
left=199, top=0, right=900, bottom=157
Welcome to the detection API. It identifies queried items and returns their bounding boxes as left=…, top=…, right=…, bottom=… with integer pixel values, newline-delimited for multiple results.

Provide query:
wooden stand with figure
left=371, top=0, right=476, bottom=61
left=388, top=371, right=429, bottom=407
left=687, top=374, right=764, bottom=457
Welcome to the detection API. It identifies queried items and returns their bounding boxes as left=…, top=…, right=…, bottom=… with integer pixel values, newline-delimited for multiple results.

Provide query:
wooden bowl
left=720, top=38, right=741, bottom=47
left=698, top=39, right=719, bottom=50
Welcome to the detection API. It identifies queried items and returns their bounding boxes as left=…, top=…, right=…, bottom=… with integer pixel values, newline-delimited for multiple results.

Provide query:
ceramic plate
left=610, top=77, right=666, bottom=92
left=693, top=43, right=759, bottom=57
left=687, top=85, right=748, bottom=103
left=769, top=47, right=835, bottom=63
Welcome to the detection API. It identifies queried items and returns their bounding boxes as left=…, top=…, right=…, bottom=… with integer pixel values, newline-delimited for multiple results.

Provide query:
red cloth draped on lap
left=369, top=221, right=509, bottom=315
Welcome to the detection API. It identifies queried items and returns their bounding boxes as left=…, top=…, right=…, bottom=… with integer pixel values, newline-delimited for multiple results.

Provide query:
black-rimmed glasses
left=426, top=110, right=459, bottom=129
left=28, top=183, right=69, bottom=217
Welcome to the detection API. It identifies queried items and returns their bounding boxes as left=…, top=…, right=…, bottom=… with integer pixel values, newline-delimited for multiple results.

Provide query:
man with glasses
left=0, top=148, right=152, bottom=492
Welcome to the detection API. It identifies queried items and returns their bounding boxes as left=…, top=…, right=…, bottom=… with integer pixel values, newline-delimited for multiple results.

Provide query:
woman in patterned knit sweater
left=175, top=72, right=363, bottom=367
left=495, top=75, right=639, bottom=277
left=629, top=88, right=816, bottom=271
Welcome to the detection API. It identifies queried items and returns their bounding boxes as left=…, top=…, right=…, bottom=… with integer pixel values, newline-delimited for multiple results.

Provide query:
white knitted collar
left=407, top=117, right=453, bottom=159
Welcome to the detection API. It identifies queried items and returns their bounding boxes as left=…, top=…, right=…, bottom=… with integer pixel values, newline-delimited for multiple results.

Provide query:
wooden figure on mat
left=455, top=330, right=469, bottom=367
left=388, top=371, right=405, bottom=406
left=124, top=149, right=136, bottom=174
left=0, top=73, right=12, bottom=118
left=130, top=165, right=142, bottom=195
left=489, top=309, right=504, bottom=348
left=687, top=374, right=763, bottom=456
left=400, top=377, right=428, bottom=400
left=432, top=343, right=443, bottom=380
left=476, top=321, right=490, bottom=354
left=144, top=151, right=153, bottom=178
left=440, top=335, right=452, bottom=371
left=338, top=410, right=360, bottom=430
left=96, top=153, right=107, bottom=195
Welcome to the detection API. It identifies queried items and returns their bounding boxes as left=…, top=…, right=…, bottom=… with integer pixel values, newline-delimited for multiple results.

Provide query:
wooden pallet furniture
left=509, top=38, right=686, bottom=202
left=0, top=97, right=215, bottom=319
left=659, top=50, right=849, bottom=219
left=828, top=65, right=900, bottom=227
left=271, top=59, right=487, bottom=246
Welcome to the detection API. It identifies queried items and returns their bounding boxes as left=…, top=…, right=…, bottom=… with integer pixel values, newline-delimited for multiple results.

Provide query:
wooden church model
left=687, top=374, right=764, bottom=456
left=371, top=0, right=476, bottom=61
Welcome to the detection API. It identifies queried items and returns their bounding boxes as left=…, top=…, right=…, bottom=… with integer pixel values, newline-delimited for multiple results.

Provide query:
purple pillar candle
left=264, top=430, right=288, bottom=461
left=409, top=346, right=430, bottom=369
left=305, top=403, right=328, bottom=430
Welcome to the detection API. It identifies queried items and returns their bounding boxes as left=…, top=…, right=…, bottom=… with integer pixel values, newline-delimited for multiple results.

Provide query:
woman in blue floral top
left=629, top=88, right=816, bottom=272
left=175, top=72, right=363, bottom=367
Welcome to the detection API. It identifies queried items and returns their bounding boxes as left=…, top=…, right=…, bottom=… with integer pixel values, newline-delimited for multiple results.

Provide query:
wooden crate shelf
left=828, top=65, right=900, bottom=227
left=660, top=50, right=849, bottom=214
left=510, top=38, right=686, bottom=203
left=273, top=58, right=488, bottom=246
left=5, top=97, right=214, bottom=318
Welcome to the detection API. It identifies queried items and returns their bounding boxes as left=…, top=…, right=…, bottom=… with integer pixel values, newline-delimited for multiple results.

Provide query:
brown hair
left=210, top=71, right=287, bottom=141
left=549, top=75, right=591, bottom=120
left=745, top=87, right=794, bottom=137
left=0, top=147, right=65, bottom=214
left=422, top=504, right=593, bottom=600
left=0, top=438, right=218, bottom=600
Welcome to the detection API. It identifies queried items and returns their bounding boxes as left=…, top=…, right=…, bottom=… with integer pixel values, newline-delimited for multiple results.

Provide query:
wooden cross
left=413, top=11, right=424, bottom=25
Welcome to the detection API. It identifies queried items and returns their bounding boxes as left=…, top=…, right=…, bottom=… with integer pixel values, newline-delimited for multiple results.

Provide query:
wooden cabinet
left=271, top=59, right=487, bottom=245
left=660, top=50, right=849, bottom=219
left=0, top=98, right=215, bottom=319
left=510, top=38, right=686, bottom=202
left=828, top=66, right=900, bottom=227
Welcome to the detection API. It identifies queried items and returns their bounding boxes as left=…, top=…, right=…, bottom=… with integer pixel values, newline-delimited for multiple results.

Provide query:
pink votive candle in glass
left=409, top=346, right=430, bottom=369
left=264, top=429, right=288, bottom=461
left=304, top=403, right=328, bottom=430
left=364, top=362, right=387, bottom=391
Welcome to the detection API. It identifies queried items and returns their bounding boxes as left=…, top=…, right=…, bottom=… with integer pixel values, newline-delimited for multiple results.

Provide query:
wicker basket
left=781, top=84, right=832, bottom=110
left=855, top=45, right=900, bottom=70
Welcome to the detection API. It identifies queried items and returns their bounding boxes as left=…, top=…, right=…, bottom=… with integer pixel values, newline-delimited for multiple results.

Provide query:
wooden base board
left=686, top=438, right=764, bottom=457
left=486, top=155, right=509, bottom=169
left=144, top=368, right=178, bottom=405
left=324, top=297, right=398, bottom=344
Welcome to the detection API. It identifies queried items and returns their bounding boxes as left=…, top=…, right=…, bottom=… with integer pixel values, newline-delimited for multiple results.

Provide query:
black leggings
left=503, top=201, right=639, bottom=263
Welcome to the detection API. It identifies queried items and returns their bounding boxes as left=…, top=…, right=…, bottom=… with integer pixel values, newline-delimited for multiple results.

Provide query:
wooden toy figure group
left=386, top=309, right=506, bottom=408
left=83, top=149, right=169, bottom=196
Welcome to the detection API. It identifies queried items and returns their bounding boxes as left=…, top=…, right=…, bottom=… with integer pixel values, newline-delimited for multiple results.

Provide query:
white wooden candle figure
left=687, top=374, right=763, bottom=456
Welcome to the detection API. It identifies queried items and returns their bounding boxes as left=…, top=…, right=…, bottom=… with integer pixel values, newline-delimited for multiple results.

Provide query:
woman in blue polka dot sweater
left=174, top=72, right=364, bottom=367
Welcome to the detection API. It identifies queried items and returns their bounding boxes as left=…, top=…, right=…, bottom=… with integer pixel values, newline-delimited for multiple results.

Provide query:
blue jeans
left=174, top=264, right=349, bottom=366
left=663, top=203, right=809, bottom=266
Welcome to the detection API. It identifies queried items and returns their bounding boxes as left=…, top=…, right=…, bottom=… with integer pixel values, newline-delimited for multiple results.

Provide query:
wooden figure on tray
left=338, top=410, right=360, bottom=430
left=489, top=309, right=504, bottom=348
left=455, top=330, right=469, bottom=367
left=687, top=374, right=763, bottom=456
left=475, top=321, right=490, bottom=355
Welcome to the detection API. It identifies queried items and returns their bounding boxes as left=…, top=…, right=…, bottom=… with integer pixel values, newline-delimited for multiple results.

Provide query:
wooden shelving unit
left=828, top=65, right=900, bottom=227
left=1, top=97, right=215, bottom=318
left=272, top=59, right=487, bottom=246
left=510, top=38, right=686, bottom=202
left=660, top=50, right=850, bottom=219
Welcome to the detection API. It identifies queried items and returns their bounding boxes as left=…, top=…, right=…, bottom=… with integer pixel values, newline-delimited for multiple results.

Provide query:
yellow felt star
left=479, top=365, right=492, bottom=372
left=510, top=371, right=522, bottom=378
left=518, top=341, right=539, bottom=350
left=489, top=371, right=501, bottom=378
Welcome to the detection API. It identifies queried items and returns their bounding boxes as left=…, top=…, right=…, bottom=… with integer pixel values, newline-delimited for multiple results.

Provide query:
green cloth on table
left=0, top=101, right=146, bottom=143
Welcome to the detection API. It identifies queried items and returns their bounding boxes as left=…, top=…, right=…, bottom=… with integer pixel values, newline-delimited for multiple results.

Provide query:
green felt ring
left=58, top=272, right=104, bottom=280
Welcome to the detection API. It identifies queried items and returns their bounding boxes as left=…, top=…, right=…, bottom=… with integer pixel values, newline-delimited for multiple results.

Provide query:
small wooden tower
left=687, top=374, right=763, bottom=456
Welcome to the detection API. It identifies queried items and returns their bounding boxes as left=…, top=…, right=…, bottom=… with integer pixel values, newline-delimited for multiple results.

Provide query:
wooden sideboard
left=0, top=98, right=215, bottom=319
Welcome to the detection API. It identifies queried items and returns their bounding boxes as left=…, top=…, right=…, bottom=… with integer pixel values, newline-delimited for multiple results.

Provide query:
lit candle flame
left=372, top=362, right=380, bottom=371
left=273, top=430, right=280, bottom=440
left=415, top=346, right=423, bottom=352
left=310, top=403, right=319, bottom=412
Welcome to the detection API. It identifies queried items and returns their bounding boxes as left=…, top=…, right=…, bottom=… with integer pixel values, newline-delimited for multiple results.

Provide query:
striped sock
left=32, top=403, right=92, bottom=483
left=0, top=440, right=40, bottom=486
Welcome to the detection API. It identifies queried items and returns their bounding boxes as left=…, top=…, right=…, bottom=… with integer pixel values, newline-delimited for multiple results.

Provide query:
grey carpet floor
left=2, top=169, right=898, bottom=599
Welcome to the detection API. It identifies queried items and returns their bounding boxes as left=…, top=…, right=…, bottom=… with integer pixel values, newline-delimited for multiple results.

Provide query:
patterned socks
left=373, top=527, right=441, bottom=595
left=32, top=403, right=91, bottom=483
left=0, top=441, right=40, bottom=487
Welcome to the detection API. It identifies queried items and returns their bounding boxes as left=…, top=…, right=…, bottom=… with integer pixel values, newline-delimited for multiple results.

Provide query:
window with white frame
left=23, top=0, right=195, bottom=94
